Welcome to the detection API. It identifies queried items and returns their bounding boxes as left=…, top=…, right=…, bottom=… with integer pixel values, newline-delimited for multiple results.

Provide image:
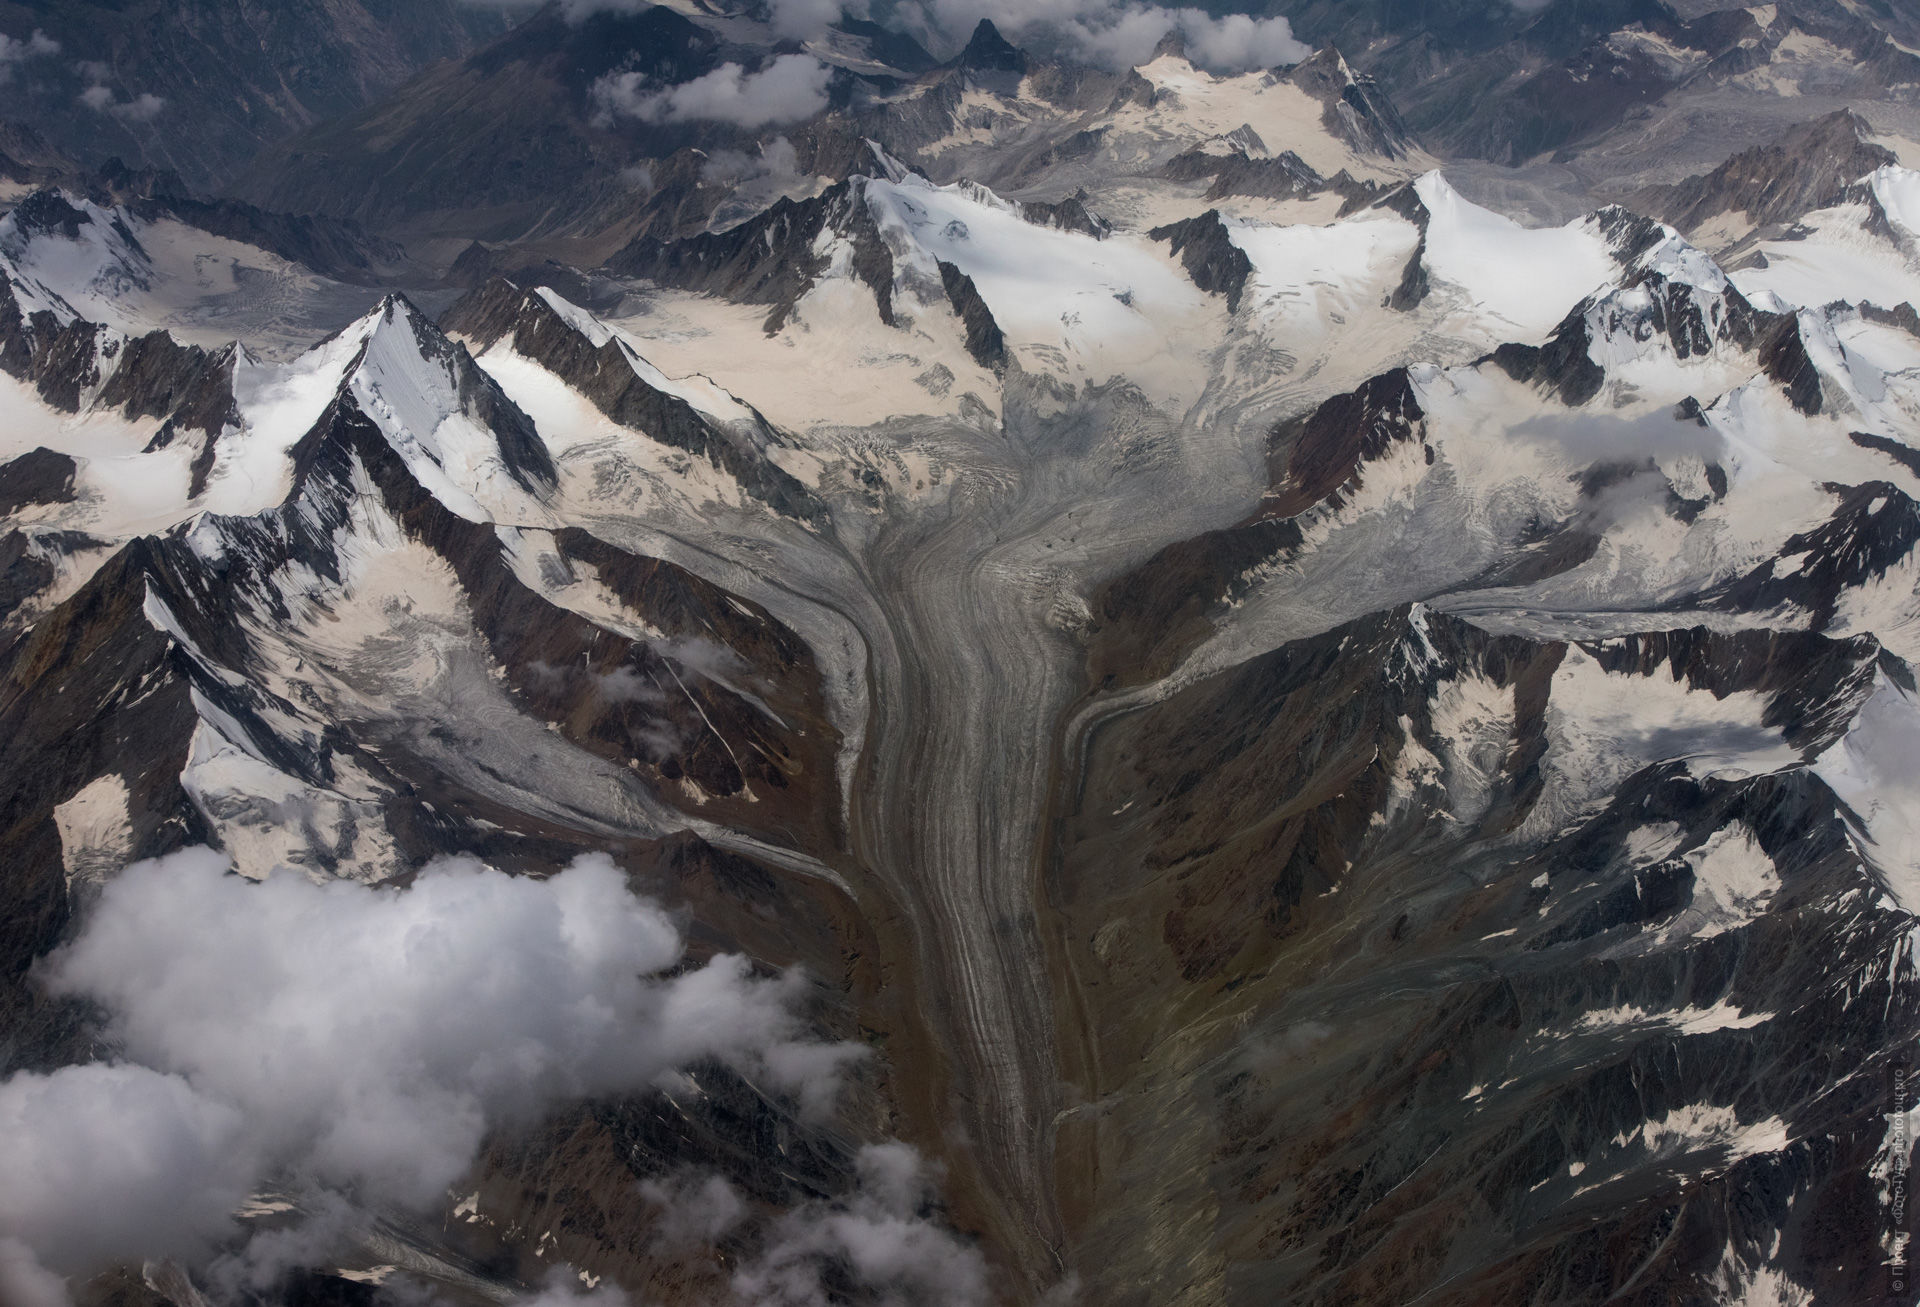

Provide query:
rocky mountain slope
left=0, top=0, right=514, bottom=190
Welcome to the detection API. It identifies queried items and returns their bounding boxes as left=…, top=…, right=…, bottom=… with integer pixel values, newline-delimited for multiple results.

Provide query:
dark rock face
left=1216, top=152, right=1327, bottom=202
left=1372, top=183, right=1432, bottom=311
left=0, top=448, right=77, bottom=517
left=1087, top=515, right=1307, bottom=689
left=1283, top=46, right=1417, bottom=161
left=8, top=190, right=102, bottom=243
left=1635, top=110, right=1900, bottom=239
left=0, top=121, right=79, bottom=189
left=0, top=530, right=56, bottom=627
left=1149, top=210, right=1253, bottom=313
left=1019, top=192, right=1111, bottom=239
left=1760, top=313, right=1826, bottom=416
left=1718, top=482, right=1920, bottom=629
left=0, top=272, right=247, bottom=461
left=1267, top=368, right=1427, bottom=516
left=110, top=334, right=241, bottom=495
left=1587, top=204, right=1670, bottom=265
left=938, top=260, right=1007, bottom=372
left=1484, top=321, right=1607, bottom=408
left=0, top=538, right=207, bottom=1073
left=953, top=19, right=1029, bottom=78
left=606, top=180, right=894, bottom=336
left=834, top=16, right=939, bottom=76
left=1852, top=429, right=1920, bottom=479
left=1166, top=144, right=1329, bottom=203
left=0, top=529, right=97, bottom=632
left=438, top=279, right=819, bottom=522
left=1491, top=267, right=1811, bottom=411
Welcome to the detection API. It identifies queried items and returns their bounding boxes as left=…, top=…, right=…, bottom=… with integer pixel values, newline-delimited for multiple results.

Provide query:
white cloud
left=1174, top=12, right=1314, bottom=71
left=624, top=1145, right=997, bottom=1306
left=74, top=62, right=164, bottom=121
left=699, top=137, right=823, bottom=223
left=0, top=1065, right=251, bottom=1276
left=639, top=1172, right=748, bottom=1247
left=0, top=30, right=58, bottom=83
left=0, top=848, right=864, bottom=1297
left=908, top=1, right=1310, bottom=73
left=111, top=92, right=165, bottom=122
left=592, top=54, right=834, bottom=130
left=731, top=1143, right=991, bottom=1307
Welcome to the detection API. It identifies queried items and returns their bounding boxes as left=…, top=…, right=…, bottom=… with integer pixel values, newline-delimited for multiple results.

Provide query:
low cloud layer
left=1512, top=408, right=1724, bottom=465
left=0, top=849, right=863, bottom=1302
left=1512, top=408, right=1728, bottom=529
left=592, top=54, right=834, bottom=130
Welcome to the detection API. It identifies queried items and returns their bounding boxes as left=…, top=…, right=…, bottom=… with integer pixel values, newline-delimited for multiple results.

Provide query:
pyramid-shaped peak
left=957, top=19, right=1027, bottom=75
left=370, top=291, right=433, bottom=328
left=331, top=287, right=556, bottom=504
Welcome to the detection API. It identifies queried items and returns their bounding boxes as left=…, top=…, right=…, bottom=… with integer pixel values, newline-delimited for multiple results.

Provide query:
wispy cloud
left=708, top=1144, right=992, bottom=1307
left=656, top=1143, right=998, bottom=1305
left=74, top=61, right=164, bottom=121
left=592, top=54, right=836, bottom=130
